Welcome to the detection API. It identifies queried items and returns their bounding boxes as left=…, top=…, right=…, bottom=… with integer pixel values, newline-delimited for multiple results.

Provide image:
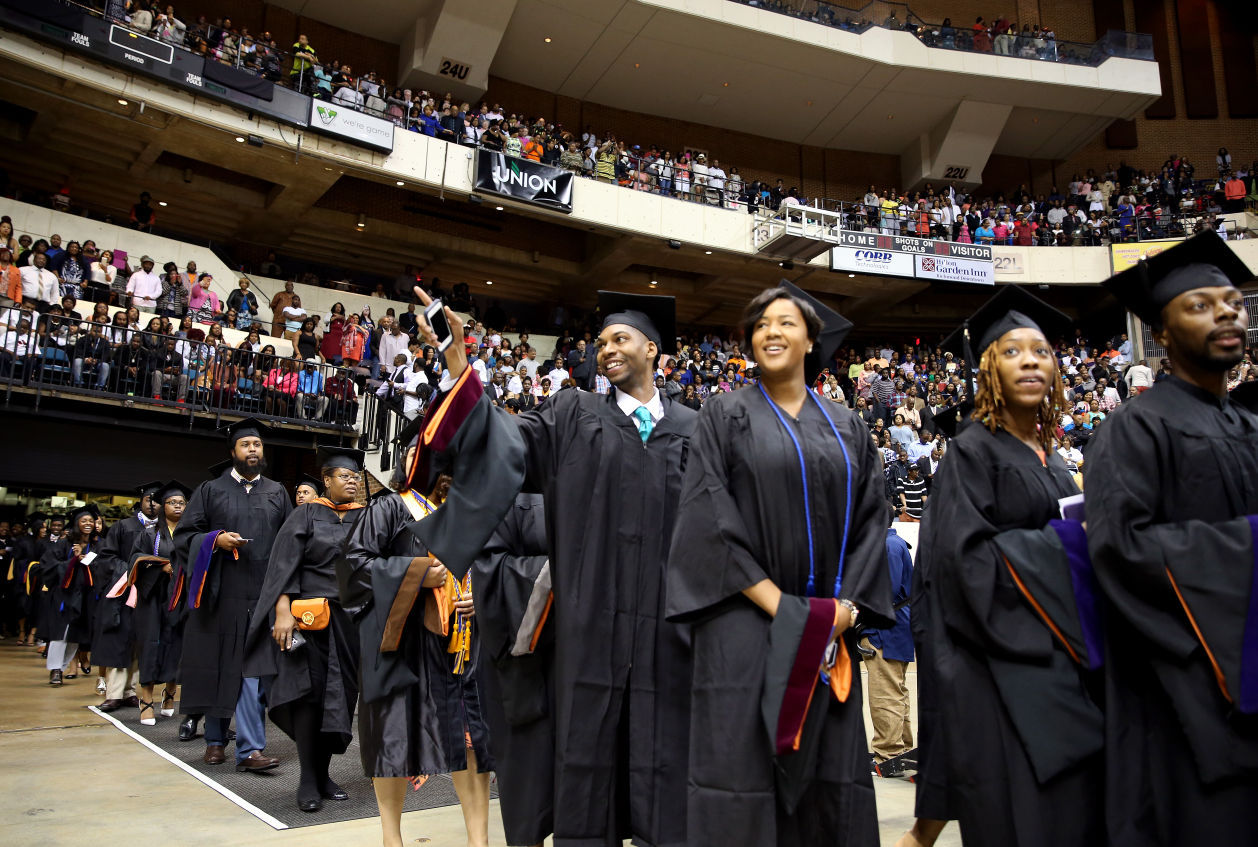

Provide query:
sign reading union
left=837, top=230, right=993, bottom=262
left=475, top=151, right=574, bottom=214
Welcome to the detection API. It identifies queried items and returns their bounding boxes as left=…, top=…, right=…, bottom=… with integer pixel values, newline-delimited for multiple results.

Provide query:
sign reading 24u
left=475, top=151, right=574, bottom=214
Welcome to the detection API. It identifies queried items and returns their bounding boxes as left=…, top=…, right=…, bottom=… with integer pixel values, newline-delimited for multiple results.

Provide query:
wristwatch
left=839, top=598, right=859, bottom=627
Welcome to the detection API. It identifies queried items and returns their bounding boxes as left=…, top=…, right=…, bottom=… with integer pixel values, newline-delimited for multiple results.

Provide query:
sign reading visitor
left=913, top=254, right=995, bottom=285
left=829, top=246, right=916, bottom=277
left=308, top=101, right=395, bottom=153
left=475, top=151, right=574, bottom=214
left=837, top=230, right=993, bottom=261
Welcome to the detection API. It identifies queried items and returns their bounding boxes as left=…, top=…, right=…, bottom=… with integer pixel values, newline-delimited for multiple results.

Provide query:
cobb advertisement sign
left=829, top=246, right=916, bottom=277
left=913, top=254, right=995, bottom=285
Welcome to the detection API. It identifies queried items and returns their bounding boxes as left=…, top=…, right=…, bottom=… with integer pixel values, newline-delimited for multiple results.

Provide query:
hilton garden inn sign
left=475, top=151, right=575, bottom=213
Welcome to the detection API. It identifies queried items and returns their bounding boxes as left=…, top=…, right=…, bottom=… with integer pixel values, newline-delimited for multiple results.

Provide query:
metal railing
left=0, top=316, right=360, bottom=428
left=729, top=1, right=1154, bottom=66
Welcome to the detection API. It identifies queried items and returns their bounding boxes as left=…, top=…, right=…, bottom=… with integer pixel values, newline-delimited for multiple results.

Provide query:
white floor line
left=87, top=706, right=289, bottom=830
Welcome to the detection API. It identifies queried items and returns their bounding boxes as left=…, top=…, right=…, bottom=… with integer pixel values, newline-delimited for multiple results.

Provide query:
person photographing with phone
left=173, top=418, right=293, bottom=771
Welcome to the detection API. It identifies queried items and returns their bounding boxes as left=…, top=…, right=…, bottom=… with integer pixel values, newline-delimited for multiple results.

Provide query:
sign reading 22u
left=438, top=58, right=472, bottom=81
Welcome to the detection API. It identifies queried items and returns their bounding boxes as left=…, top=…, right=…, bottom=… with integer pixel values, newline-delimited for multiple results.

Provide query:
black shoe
left=178, top=716, right=200, bottom=742
left=298, top=794, right=323, bottom=813
left=320, top=779, right=349, bottom=801
left=227, top=728, right=236, bottom=742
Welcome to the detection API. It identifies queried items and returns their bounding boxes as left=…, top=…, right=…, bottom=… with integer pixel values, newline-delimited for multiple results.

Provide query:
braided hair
left=971, top=342, right=1068, bottom=452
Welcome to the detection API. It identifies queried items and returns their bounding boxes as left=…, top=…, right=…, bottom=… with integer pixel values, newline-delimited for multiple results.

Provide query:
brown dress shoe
left=49, top=670, right=63, bottom=686
left=122, top=695, right=140, bottom=708
left=97, top=699, right=123, bottom=713
left=236, top=750, right=280, bottom=773
left=203, top=744, right=226, bottom=765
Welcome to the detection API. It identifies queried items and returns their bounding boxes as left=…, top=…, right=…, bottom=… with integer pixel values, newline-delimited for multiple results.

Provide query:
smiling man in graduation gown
left=173, top=418, right=292, bottom=771
left=415, top=288, right=698, bottom=847
left=1086, top=230, right=1258, bottom=846
left=94, top=481, right=162, bottom=712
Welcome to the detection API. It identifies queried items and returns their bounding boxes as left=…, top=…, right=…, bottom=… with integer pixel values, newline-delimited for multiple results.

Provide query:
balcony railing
left=729, top=0, right=1154, bottom=66
left=0, top=317, right=362, bottom=431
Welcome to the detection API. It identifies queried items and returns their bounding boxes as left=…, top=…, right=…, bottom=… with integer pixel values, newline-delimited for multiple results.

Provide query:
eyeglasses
left=327, top=472, right=359, bottom=482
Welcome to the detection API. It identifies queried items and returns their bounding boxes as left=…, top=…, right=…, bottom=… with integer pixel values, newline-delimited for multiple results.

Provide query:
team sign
left=475, top=151, right=574, bottom=214
left=837, top=230, right=994, bottom=261
left=829, top=246, right=916, bottom=277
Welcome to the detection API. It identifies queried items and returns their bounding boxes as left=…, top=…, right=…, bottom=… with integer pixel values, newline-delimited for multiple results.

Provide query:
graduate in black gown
left=666, top=283, right=893, bottom=847
left=472, top=492, right=554, bottom=847
left=38, top=504, right=101, bottom=686
left=293, top=473, right=321, bottom=506
left=172, top=418, right=292, bottom=771
left=10, top=514, right=45, bottom=646
left=244, top=447, right=365, bottom=813
left=340, top=448, right=512, bottom=847
left=127, top=481, right=190, bottom=725
left=911, top=286, right=1104, bottom=847
left=1086, top=230, right=1258, bottom=846
left=94, top=481, right=162, bottom=713
left=412, top=286, right=698, bottom=847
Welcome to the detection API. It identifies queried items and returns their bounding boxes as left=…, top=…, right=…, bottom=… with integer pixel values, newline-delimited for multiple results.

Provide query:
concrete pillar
left=900, top=101, right=1013, bottom=191
left=398, top=0, right=518, bottom=100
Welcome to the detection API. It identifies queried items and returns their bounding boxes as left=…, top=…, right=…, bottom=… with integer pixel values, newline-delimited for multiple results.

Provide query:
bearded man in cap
left=173, top=418, right=292, bottom=771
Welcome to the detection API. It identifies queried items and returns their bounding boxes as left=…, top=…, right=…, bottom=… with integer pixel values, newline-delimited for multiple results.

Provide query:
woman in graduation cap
left=666, top=282, right=894, bottom=846
left=338, top=424, right=496, bottom=847
left=243, top=447, right=365, bottom=813
left=907, top=286, right=1104, bottom=847
left=127, top=481, right=191, bottom=725
left=38, top=503, right=102, bottom=686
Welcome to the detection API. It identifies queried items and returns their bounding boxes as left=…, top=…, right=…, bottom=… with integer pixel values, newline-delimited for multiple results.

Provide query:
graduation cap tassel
left=962, top=321, right=976, bottom=402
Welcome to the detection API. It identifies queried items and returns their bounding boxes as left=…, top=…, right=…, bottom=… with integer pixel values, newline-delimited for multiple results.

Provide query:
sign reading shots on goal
left=830, top=246, right=916, bottom=277
left=475, top=151, right=575, bottom=214
left=308, top=102, right=396, bottom=153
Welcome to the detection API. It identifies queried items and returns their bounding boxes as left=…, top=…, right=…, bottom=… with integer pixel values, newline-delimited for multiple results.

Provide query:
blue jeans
left=204, top=676, right=267, bottom=763
left=369, top=358, right=382, bottom=380
left=72, top=358, right=110, bottom=388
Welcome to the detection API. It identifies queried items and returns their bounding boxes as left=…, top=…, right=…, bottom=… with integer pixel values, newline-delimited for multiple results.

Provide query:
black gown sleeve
left=927, top=436, right=1055, bottom=661
left=665, top=402, right=770, bottom=622
left=473, top=496, right=551, bottom=664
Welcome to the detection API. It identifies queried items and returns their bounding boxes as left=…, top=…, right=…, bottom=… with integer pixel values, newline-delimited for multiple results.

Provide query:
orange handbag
left=290, top=598, right=330, bottom=630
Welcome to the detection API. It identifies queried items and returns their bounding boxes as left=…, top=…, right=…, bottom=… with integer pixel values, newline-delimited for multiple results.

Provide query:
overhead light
left=495, top=205, right=504, bottom=211
left=722, top=82, right=729, bottom=87
left=356, top=213, right=366, bottom=229
left=704, top=250, right=712, bottom=255
left=544, top=37, right=552, bottom=43
left=234, top=136, right=245, bottom=143
left=806, top=100, right=813, bottom=106
left=485, top=280, right=493, bottom=285
left=649, top=280, right=658, bottom=287
left=158, top=201, right=168, bottom=207
left=780, top=260, right=795, bottom=270
left=396, top=180, right=404, bottom=186
left=634, top=63, right=640, bottom=68
left=848, top=273, right=855, bottom=278
left=117, top=98, right=128, bottom=106
left=886, top=114, right=894, bottom=119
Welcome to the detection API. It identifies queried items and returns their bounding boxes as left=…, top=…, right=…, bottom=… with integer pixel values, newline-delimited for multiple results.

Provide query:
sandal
left=138, top=699, right=156, bottom=726
left=79, top=660, right=91, bottom=675
left=161, top=690, right=177, bottom=718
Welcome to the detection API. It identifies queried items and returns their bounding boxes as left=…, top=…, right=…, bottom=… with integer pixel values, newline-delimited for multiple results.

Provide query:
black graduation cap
left=207, top=458, right=233, bottom=478
left=316, top=446, right=366, bottom=473
left=1103, top=229, right=1253, bottom=327
left=295, top=473, right=323, bottom=495
left=26, top=511, right=48, bottom=527
left=1229, top=381, right=1258, bottom=415
left=68, top=502, right=101, bottom=524
left=778, top=280, right=853, bottom=383
left=221, top=417, right=272, bottom=445
left=597, top=290, right=677, bottom=355
left=394, top=414, right=425, bottom=451
left=156, top=480, right=192, bottom=503
left=135, top=481, right=164, bottom=498
left=934, top=400, right=974, bottom=439
left=941, top=286, right=1072, bottom=360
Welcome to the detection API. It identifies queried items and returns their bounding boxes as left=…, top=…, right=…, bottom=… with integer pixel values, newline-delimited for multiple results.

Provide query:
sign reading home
left=475, top=151, right=574, bottom=214
left=308, top=102, right=395, bottom=153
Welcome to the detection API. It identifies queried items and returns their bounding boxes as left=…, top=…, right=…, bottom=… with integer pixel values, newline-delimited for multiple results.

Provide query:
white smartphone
left=424, top=298, right=454, bottom=354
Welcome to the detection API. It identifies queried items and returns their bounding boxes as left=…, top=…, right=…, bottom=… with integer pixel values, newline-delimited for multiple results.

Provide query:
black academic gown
left=130, top=523, right=182, bottom=684
left=472, top=493, right=555, bottom=847
left=1086, top=377, right=1258, bottom=846
left=512, top=387, right=696, bottom=847
left=172, top=471, right=292, bottom=718
left=10, top=534, right=40, bottom=620
left=918, top=424, right=1103, bottom=847
left=339, top=493, right=492, bottom=777
left=665, top=389, right=893, bottom=847
left=91, top=514, right=147, bottom=668
left=37, top=536, right=98, bottom=643
left=243, top=502, right=362, bottom=754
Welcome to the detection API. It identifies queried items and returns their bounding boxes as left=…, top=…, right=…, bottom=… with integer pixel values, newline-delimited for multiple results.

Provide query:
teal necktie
left=633, top=405, right=654, bottom=443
